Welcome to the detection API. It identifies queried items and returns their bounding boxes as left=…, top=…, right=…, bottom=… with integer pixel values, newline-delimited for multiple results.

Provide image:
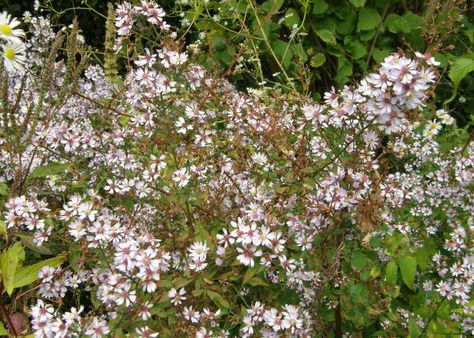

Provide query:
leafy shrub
left=0, top=1, right=473, bottom=337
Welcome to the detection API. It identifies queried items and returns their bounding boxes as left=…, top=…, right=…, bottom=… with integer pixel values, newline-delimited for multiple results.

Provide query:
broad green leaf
left=357, top=8, right=381, bottom=31
left=14, top=255, right=66, bottom=289
left=310, top=53, right=326, bottom=68
left=0, top=321, right=8, bottom=336
left=349, top=0, right=366, bottom=7
left=312, top=0, right=328, bottom=15
left=446, top=56, right=474, bottom=103
left=1, top=242, right=24, bottom=295
left=351, top=251, right=370, bottom=271
left=207, top=290, right=230, bottom=309
left=284, top=8, right=300, bottom=28
left=346, top=41, right=367, bottom=59
left=399, top=255, right=417, bottom=290
left=385, top=260, right=398, bottom=283
left=385, top=12, right=422, bottom=34
left=316, top=29, right=336, bottom=45
left=29, top=162, right=72, bottom=179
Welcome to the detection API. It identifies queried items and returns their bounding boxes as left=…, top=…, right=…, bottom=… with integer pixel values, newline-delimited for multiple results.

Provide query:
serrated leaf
left=316, top=29, right=336, bottom=45
left=445, top=56, right=474, bottom=104
left=357, top=8, right=381, bottom=31
left=399, top=255, right=417, bottom=290
left=385, top=260, right=398, bottom=283
left=29, top=162, right=72, bottom=179
left=14, top=254, right=66, bottom=288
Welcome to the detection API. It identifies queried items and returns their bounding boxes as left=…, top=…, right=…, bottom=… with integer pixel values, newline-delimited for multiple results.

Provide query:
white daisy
left=0, top=12, right=25, bottom=42
left=2, top=40, right=26, bottom=72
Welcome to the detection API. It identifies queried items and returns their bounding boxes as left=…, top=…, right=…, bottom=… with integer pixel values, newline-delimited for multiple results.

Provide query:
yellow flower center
left=0, top=24, right=12, bottom=36
left=5, top=48, right=15, bottom=60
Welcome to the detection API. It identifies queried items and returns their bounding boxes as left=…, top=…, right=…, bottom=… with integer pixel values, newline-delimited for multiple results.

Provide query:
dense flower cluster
left=0, top=1, right=473, bottom=337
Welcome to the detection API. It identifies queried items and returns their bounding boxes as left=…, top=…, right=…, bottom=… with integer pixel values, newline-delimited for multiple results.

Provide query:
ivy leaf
left=399, top=255, right=417, bottom=290
left=357, top=8, right=381, bottom=31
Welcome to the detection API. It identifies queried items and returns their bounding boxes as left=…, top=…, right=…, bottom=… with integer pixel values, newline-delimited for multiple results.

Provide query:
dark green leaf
left=357, top=8, right=381, bottom=31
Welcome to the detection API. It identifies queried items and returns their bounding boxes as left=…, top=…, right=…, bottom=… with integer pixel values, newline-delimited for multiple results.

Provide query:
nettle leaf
left=357, top=8, right=381, bottom=31
left=29, top=162, right=72, bottom=179
left=399, top=255, right=417, bottom=290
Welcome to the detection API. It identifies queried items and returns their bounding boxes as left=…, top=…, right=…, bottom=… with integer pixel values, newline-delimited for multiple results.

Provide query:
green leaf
left=1, top=242, right=24, bottom=295
left=17, top=233, right=53, bottom=255
left=349, top=0, right=366, bottom=7
left=357, top=8, right=381, bottom=31
left=408, top=317, right=420, bottom=337
left=247, top=277, right=269, bottom=287
left=446, top=56, right=474, bottom=103
left=385, top=260, right=398, bottom=283
left=283, top=8, right=300, bottom=28
left=346, top=41, right=367, bottom=59
left=351, top=251, right=370, bottom=271
left=29, top=162, right=72, bottom=179
left=0, top=321, right=8, bottom=336
left=310, top=53, right=326, bottom=68
left=399, top=255, right=417, bottom=290
left=0, top=221, right=6, bottom=237
left=316, top=29, right=336, bottom=45
left=312, top=0, right=328, bottom=15
left=207, top=290, right=230, bottom=309
left=14, top=255, right=66, bottom=289
left=0, top=181, right=8, bottom=196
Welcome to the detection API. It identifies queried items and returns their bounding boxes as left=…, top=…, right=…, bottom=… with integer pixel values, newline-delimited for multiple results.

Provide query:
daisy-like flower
left=2, top=40, right=26, bottom=72
left=0, top=12, right=25, bottom=42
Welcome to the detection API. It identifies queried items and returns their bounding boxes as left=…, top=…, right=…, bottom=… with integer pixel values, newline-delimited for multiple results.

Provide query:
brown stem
left=0, top=284, right=18, bottom=336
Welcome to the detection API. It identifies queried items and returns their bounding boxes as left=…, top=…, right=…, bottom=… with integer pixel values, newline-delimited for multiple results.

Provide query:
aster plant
left=0, top=1, right=473, bottom=337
